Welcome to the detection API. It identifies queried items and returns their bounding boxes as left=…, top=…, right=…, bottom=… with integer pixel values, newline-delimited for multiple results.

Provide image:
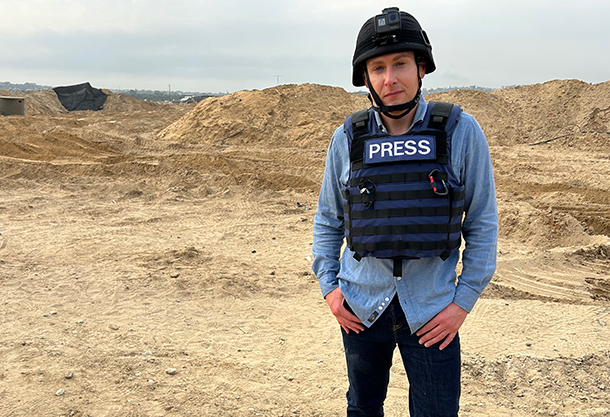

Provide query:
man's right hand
left=325, top=287, right=365, bottom=334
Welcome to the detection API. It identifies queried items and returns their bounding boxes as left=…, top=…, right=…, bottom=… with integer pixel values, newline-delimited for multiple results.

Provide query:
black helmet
left=352, top=7, right=435, bottom=87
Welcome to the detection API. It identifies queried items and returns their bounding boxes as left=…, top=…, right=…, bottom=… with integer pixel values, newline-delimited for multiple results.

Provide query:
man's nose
left=384, top=67, right=397, bottom=85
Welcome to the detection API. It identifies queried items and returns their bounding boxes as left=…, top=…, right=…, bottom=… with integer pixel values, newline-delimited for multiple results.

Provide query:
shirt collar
left=373, top=98, right=428, bottom=134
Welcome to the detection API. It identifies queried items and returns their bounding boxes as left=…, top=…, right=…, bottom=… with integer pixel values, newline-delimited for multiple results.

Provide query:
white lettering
left=418, top=139, right=431, bottom=155
left=369, top=143, right=381, bottom=160
left=381, top=142, right=393, bottom=157
left=393, top=141, right=404, bottom=156
left=404, top=140, right=417, bottom=155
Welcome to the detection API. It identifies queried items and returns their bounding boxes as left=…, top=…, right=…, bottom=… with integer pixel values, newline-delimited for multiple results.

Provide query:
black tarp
left=53, top=82, right=107, bottom=112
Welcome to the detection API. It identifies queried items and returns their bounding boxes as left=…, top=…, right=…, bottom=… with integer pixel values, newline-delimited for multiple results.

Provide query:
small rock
left=166, top=368, right=177, bottom=375
left=65, top=371, right=74, bottom=379
left=55, top=388, right=65, bottom=396
left=50, top=311, right=57, bottom=315
left=170, top=273, right=180, bottom=279
left=109, top=324, right=119, bottom=331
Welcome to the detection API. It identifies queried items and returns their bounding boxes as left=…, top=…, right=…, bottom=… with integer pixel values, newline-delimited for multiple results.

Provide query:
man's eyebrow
left=368, top=53, right=412, bottom=66
left=367, top=58, right=384, bottom=66
left=392, top=53, right=412, bottom=61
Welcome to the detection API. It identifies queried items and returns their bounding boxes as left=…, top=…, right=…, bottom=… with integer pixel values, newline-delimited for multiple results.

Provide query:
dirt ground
left=1, top=81, right=610, bottom=417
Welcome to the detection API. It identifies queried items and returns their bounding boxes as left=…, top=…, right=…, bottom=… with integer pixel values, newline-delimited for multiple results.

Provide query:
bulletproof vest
left=342, top=101, right=465, bottom=265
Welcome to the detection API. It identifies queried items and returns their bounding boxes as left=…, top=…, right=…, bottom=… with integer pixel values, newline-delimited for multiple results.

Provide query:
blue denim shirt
left=312, top=99, right=498, bottom=332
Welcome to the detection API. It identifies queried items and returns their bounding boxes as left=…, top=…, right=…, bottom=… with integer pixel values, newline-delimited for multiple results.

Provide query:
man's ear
left=416, top=55, right=426, bottom=79
left=419, top=60, right=427, bottom=79
left=362, top=68, right=370, bottom=89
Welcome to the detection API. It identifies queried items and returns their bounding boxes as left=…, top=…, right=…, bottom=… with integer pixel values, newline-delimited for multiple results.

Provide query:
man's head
left=352, top=8, right=435, bottom=119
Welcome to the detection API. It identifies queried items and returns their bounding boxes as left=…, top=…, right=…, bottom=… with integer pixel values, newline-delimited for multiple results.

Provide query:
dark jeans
left=341, top=297, right=461, bottom=417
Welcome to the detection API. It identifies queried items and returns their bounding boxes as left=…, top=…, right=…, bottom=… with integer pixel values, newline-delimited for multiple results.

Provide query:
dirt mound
left=498, top=198, right=596, bottom=249
left=159, top=83, right=369, bottom=147
left=159, top=79, right=610, bottom=149
left=0, top=119, right=117, bottom=163
left=101, top=90, right=167, bottom=113
left=0, top=89, right=168, bottom=115
left=0, top=89, right=67, bottom=115
left=428, top=79, right=610, bottom=147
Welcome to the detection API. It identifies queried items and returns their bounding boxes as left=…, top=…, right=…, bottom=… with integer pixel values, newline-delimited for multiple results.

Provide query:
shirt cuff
left=317, top=271, right=339, bottom=298
left=453, top=282, right=482, bottom=313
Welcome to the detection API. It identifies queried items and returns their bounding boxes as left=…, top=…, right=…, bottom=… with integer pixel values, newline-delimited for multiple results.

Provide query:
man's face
left=364, top=51, right=425, bottom=109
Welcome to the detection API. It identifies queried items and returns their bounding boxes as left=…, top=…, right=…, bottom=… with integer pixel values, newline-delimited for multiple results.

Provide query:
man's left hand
left=416, top=302, right=468, bottom=351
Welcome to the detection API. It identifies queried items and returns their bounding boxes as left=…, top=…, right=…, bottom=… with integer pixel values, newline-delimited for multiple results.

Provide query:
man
left=312, top=7, right=498, bottom=417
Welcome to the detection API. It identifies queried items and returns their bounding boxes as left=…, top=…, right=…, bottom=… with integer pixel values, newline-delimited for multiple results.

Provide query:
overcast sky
left=2, top=0, right=608, bottom=93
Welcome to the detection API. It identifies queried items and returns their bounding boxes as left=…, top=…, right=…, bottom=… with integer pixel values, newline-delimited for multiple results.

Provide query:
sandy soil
left=1, top=82, right=610, bottom=417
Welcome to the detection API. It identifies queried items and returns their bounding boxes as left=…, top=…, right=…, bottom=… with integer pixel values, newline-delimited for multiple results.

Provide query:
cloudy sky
left=1, top=0, right=608, bottom=93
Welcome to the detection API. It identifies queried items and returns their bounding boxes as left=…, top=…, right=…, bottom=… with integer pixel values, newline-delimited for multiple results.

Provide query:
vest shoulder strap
left=350, top=109, right=370, bottom=163
left=352, top=108, right=369, bottom=132
left=428, top=101, right=454, bottom=130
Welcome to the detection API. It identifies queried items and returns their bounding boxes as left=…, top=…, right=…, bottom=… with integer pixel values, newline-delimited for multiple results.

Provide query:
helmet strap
left=364, top=65, right=422, bottom=120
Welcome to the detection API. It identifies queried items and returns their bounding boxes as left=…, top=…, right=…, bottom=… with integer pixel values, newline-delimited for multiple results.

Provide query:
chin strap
left=364, top=66, right=422, bottom=120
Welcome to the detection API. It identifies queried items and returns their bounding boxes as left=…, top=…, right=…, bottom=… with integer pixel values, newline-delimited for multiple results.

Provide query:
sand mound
left=160, top=79, right=610, bottom=150
left=0, top=89, right=67, bottom=115
left=0, top=120, right=117, bottom=163
left=428, top=79, right=610, bottom=146
left=159, top=83, right=369, bottom=147
left=0, top=89, right=168, bottom=115
left=101, top=90, right=167, bottom=113
left=498, top=198, right=595, bottom=249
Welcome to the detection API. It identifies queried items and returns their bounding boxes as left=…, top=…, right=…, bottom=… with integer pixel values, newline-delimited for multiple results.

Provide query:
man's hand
left=416, top=302, right=468, bottom=350
left=325, top=287, right=365, bottom=334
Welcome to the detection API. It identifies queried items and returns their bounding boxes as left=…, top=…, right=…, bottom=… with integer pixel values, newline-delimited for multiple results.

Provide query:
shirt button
left=385, top=297, right=390, bottom=302
left=397, top=277, right=402, bottom=281
left=378, top=306, right=383, bottom=310
left=382, top=303, right=386, bottom=306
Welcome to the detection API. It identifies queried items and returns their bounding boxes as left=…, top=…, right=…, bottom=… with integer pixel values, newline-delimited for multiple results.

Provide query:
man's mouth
left=384, top=90, right=403, bottom=99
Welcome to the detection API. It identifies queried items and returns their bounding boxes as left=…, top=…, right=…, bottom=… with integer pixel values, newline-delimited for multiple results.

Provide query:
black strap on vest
left=349, top=205, right=463, bottom=220
left=350, top=236, right=462, bottom=254
left=350, top=171, right=448, bottom=187
left=347, top=187, right=465, bottom=205
left=393, top=259, right=402, bottom=278
left=350, top=222, right=462, bottom=237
